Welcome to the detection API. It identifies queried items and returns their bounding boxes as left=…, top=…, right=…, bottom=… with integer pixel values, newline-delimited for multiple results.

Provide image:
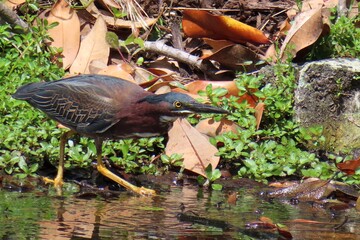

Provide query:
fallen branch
left=0, top=3, right=28, bottom=31
left=143, top=40, right=216, bottom=74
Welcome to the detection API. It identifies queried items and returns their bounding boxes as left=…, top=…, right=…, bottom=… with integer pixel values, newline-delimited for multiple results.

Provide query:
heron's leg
left=43, top=130, right=75, bottom=193
left=95, top=138, right=156, bottom=196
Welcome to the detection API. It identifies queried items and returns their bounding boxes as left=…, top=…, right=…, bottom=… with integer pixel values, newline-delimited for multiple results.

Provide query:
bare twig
left=142, top=40, right=215, bottom=73
left=337, top=0, right=351, bottom=18
left=0, top=3, right=28, bottom=31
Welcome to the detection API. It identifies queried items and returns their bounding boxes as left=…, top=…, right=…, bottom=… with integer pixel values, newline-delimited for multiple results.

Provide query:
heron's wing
left=13, top=76, right=143, bottom=134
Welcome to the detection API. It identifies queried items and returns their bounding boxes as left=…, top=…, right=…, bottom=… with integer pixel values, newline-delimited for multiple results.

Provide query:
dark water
left=0, top=185, right=359, bottom=240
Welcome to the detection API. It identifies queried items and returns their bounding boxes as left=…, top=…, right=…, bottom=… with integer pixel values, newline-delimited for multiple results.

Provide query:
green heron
left=13, top=74, right=228, bottom=195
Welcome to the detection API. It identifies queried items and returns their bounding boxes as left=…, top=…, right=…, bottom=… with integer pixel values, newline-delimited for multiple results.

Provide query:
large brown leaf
left=280, top=7, right=325, bottom=61
left=166, top=119, right=220, bottom=177
left=39, top=0, right=80, bottom=69
left=195, top=118, right=239, bottom=137
left=70, top=16, right=110, bottom=74
left=301, top=0, right=338, bottom=12
left=337, top=157, right=360, bottom=175
left=204, top=44, right=262, bottom=71
left=254, top=102, right=265, bottom=130
left=4, top=0, right=25, bottom=9
left=97, top=63, right=135, bottom=83
left=179, top=80, right=260, bottom=108
left=86, top=2, right=157, bottom=29
left=268, top=179, right=335, bottom=201
left=182, top=10, right=269, bottom=44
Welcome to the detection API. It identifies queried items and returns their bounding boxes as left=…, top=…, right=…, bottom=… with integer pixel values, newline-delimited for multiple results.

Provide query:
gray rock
left=294, top=58, right=360, bottom=153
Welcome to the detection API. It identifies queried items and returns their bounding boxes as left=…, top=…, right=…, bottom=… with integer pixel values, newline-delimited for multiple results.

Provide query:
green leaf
left=29, top=163, right=38, bottom=173
left=211, top=169, right=222, bottom=181
left=197, top=175, right=206, bottom=186
left=106, top=31, right=120, bottom=48
left=18, top=157, right=28, bottom=172
left=211, top=183, right=223, bottom=191
left=111, top=7, right=127, bottom=18
left=204, top=164, right=213, bottom=180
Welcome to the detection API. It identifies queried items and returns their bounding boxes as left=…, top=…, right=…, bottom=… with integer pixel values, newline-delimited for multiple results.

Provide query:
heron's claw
left=138, top=186, right=156, bottom=196
left=43, top=176, right=64, bottom=188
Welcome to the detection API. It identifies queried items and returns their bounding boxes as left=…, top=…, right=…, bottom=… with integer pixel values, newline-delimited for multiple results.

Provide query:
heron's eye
left=174, top=101, right=182, bottom=108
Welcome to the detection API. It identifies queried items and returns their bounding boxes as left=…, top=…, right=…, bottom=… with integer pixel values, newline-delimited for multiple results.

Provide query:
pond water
left=0, top=183, right=359, bottom=239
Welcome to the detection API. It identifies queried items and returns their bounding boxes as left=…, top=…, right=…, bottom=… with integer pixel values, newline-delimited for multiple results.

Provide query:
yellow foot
left=42, top=176, right=64, bottom=188
left=43, top=177, right=64, bottom=195
left=137, top=186, right=156, bottom=196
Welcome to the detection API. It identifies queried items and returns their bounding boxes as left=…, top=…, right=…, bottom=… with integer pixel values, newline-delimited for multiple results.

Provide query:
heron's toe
left=138, top=187, right=156, bottom=196
left=43, top=176, right=64, bottom=188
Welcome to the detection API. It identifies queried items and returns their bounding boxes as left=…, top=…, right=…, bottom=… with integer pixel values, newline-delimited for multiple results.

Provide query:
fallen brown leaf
left=97, top=0, right=120, bottom=9
left=39, top=0, right=80, bottom=69
left=203, top=38, right=234, bottom=51
left=268, top=179, right=335, bottom=201
left=280, top=7, right=325, bottom=61
left=227, top=192, right=238, bottom=205
left=201, top=38, right=234, bottom=58
left=337, top=158, right=360, bottom=175
left=182, top=10, right=269, bottom=44
left=195, top=118, right=239, bottom=137
left=204, top=44, right=262, bottom=71
left=70, top=16, right=110, bottom=74
left=133, top=67, right=157, bottom=85
left=181, top=80, right=260, bottom=108
left=301, top=0, right=338, bottom=12
left=269, top=181, right=297, bottom=188
left=4, top=0, right=25, bottom=9
left=254, top=102, right=265, bottom=130
left=166, top=119, right=220, bottom=177
left=87, top=2, right=157, bottom=29
left=154, top=85, right=171, bottom=95
left=97, top=62, right=135, bottom=82
left=147, top=68, right=176, bottom=82
left=259, top=216, right=274, bottom=224
left=247, top=217, right=292, bottom=239
left=185, top=80, right=238, bottom=96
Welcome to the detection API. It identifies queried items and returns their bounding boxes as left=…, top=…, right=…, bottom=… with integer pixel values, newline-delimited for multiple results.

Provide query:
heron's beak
left=183, top=102, right=229, bottom=114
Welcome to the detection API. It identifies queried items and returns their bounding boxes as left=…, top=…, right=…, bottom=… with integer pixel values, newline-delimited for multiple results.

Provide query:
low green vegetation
left=0, top=20, right=64, bottom=178
left=309, top=10, right=360, bottom=59
left=205, top=67, right=337, bottom=184
left=1, top=5, right=360, bottom=186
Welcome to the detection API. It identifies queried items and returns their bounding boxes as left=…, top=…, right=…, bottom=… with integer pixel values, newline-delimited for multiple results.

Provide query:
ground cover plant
left=0, top=0, right=359, bottom=188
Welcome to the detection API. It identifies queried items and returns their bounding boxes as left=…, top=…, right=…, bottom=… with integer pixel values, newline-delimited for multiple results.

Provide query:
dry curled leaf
left=201, top=38, right=234, bottom=58
left=254, top=102, right=265, bottom=130
left=180, top=80, right=261, bottom=108
left=280, top=7, right=326, bottom=61
left=182, top=10, right=269, bottom=44
left=204, top=44, right=262, bottom=71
